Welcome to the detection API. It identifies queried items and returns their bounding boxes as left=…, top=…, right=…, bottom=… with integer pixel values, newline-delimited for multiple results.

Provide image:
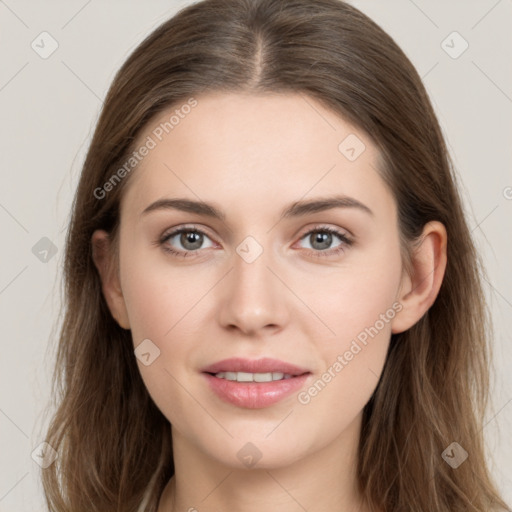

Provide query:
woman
left=40, top=0, right=510, bottom=510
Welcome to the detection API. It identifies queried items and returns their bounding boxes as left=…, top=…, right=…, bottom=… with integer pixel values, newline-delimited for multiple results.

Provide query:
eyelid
left=296, top=223, right=352, bottom=241
left=160, top=223, right=215, bottom=240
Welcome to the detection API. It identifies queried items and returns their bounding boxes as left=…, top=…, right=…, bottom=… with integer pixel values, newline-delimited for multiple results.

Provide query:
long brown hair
left=40, top=0, right=510, bottom=510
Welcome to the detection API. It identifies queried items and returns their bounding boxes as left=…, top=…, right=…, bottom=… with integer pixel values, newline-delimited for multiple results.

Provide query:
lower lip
left=203, top=372, right=311, bottom=409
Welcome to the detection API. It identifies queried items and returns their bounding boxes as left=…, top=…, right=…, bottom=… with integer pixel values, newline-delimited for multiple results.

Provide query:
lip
left=203, top=373, right=311, bottom=409
left=201, top=357, right=311, bottom=409
left=201, top=357, right=310, bottom=376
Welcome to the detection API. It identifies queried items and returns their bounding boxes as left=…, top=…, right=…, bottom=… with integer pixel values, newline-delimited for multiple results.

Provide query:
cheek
left=312, top=240, right=402, bottom=345
left=121, top=267, right=200, bottom=427
left=120, top=242, right=212, bottom=340
left=300, top=241, right=401, bottom=416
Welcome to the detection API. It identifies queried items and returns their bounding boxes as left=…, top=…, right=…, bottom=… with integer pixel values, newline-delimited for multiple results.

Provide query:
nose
left=217, top=243, right=289, bottom=337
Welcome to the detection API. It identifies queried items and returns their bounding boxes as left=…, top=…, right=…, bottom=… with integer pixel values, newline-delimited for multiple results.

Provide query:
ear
left=91, top=229, right=131, bottom=330
left=391, top=221, right=447, bottom=334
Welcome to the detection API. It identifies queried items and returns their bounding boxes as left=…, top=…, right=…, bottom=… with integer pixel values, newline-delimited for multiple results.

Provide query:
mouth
left=201, top=357, right=312, bottom=409
left=206, top=371, right=298, bottom=382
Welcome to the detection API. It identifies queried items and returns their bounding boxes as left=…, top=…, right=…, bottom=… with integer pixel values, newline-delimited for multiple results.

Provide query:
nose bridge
left=218, top=234, right=287, bottom=334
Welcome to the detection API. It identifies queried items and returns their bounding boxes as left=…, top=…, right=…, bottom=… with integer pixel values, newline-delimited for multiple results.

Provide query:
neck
left=158, top=413, right=370, bottom=512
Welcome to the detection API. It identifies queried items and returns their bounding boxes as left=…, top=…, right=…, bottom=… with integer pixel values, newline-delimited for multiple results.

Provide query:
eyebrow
left=140, top=195, right=373, bottom=221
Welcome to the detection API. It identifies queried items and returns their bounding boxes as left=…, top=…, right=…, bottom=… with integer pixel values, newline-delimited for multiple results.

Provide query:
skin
left=92, top=92, right=447, bottom=512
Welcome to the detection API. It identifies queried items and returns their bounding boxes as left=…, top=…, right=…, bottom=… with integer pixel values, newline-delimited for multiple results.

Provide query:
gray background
left=0, top=0, right=511, bottom=509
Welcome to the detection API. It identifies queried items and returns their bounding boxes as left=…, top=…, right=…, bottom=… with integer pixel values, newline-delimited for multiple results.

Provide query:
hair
left=40, top=0, right=510, bottom=511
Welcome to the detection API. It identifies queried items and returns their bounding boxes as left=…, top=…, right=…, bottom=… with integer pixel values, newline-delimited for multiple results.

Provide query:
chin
left=202, top=434, right=309, bottom=470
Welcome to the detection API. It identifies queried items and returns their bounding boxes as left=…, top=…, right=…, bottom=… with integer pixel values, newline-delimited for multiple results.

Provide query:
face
left=113, top=92, right=405, bottom=469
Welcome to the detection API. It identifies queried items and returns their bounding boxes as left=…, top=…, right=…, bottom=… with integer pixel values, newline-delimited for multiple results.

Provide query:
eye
left=296, top=226, right=352, bottom=257
left=159, top=226, right=215, bottom=257
left=157, top=225, right=353, bottom=259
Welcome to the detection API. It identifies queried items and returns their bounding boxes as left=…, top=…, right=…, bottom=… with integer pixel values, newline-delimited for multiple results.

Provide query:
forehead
left=120, top=92, right=393, bottom=221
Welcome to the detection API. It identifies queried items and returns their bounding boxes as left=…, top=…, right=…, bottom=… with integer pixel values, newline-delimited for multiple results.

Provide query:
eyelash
left=157, top=225, right=353, bottom=259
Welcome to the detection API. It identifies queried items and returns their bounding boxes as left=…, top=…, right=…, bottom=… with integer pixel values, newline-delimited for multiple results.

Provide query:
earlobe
left=391, top=221, right=447, bottom=334
left=91, top=230, right=131, bottom=330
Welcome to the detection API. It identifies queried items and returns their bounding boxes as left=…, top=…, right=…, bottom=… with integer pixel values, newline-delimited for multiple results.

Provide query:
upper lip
left=202, top=357, right=310, bottom=376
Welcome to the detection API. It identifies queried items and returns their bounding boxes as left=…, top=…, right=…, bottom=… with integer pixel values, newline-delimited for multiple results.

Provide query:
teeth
left=214, top=371, right=293, bottom=382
